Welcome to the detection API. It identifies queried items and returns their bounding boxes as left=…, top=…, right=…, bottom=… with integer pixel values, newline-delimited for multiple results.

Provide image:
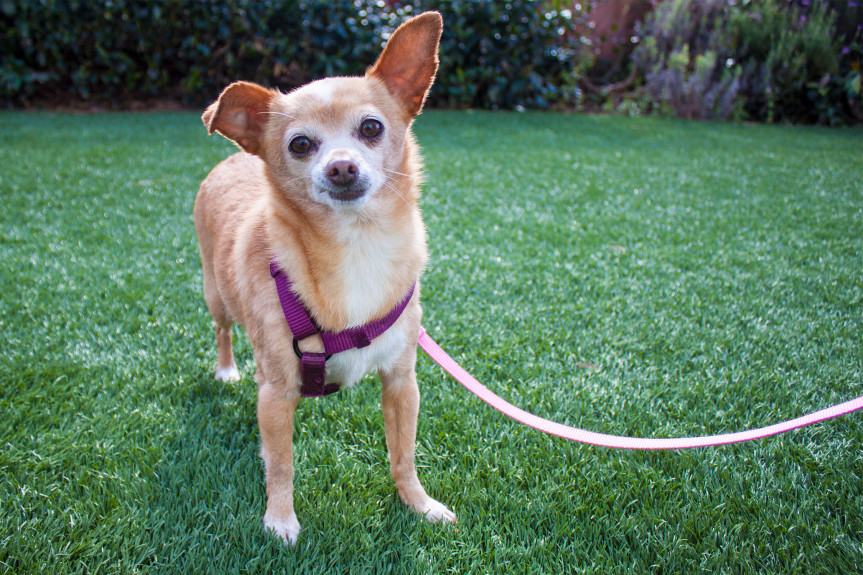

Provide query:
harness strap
left=270, top=260, right=319, bottom=340
left=270, top=257, right=415, bottom=398
left=321, top=283, right=415, bottom=355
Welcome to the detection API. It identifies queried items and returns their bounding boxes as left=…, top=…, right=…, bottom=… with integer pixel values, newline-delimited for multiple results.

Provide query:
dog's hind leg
left=199, top=244, right=240, bottom=382
left=214, top=323, right=240, bottom=382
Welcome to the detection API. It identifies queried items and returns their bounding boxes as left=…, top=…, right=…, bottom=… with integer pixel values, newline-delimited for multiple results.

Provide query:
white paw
left=214, top=366, right=240, bottom=382
left=263, top=513, right=301, bottom=546
left=417, top=498, right=457, bottom=524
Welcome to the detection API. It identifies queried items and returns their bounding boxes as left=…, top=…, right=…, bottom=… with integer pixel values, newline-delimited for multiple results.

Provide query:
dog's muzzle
left=320, top=158, right=369, bottom=202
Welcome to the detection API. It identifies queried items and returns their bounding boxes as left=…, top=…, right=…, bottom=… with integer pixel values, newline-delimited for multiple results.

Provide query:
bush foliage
left=632, top=0, right=742, bottom=121
left=0, top=0, right=400, bottom=106
left=413, top=0, right=589, bottom=109
left=0, top=0, right=859, bottom=123
left=629, top=0, right=862, bottom=124
left=0, top=0, right=587, bottom=110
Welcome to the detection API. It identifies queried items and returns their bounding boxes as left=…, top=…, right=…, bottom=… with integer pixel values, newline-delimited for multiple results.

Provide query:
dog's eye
left=359, top=119, right=383, bottom=140
left=289, top=136, right=313, bottom=156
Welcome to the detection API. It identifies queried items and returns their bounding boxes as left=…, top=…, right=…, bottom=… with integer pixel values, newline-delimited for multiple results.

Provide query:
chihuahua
left=193, top=12, right=455, bottom=545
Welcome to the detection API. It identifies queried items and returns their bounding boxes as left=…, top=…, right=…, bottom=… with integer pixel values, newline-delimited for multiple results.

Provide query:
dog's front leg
left=380, top=363, right=456, bottom=525
left=256, top=370, right=302, bottom=545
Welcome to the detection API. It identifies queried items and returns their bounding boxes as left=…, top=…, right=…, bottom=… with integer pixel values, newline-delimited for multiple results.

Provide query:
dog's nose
left=325, top=160, right=359, bottom=187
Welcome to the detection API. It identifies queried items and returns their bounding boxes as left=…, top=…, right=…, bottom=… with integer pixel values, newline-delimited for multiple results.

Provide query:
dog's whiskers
left=381, top=179, right=412, bottom=208
left=382, top=167, right=415, bottom=179
left=282, top=174, right=311, bottom=187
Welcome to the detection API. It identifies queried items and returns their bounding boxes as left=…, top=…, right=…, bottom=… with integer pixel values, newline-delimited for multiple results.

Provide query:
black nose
left=325, top=160, right=359, bottom=187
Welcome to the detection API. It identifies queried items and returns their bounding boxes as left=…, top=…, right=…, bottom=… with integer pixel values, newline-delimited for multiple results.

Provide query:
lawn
left=0, top=109, right=861, bottom=574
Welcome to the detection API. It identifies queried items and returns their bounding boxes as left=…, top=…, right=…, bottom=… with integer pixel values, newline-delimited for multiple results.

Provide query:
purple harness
left=269, top=258, right=415, bottom=397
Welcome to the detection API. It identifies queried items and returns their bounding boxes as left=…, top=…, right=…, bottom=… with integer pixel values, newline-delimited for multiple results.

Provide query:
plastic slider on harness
left=291, top=338, right=336, bottom=399
left=270, top=257, right=415, bottom=398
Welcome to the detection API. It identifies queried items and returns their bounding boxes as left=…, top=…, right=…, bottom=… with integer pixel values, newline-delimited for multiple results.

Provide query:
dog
left=193, top=12, right=455, bottom=545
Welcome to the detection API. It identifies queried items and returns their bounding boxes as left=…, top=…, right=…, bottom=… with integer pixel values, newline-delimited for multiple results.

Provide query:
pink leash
left=417, top=328, right=863, bottom=450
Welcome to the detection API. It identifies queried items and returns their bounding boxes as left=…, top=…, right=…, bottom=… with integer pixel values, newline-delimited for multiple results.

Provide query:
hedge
left=0, top=0, right=587, bottom=110
left=626, top=0, right=862, bottom=125
left=1, top=0, right=859, bottom=123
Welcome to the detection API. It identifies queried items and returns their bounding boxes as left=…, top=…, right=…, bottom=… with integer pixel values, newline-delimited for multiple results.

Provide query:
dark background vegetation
left=1, top=0, right=861, bottom=122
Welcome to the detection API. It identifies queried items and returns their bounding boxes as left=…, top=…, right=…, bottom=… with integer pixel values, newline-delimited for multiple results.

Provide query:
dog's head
left=202, top=12, right=442, bottom=213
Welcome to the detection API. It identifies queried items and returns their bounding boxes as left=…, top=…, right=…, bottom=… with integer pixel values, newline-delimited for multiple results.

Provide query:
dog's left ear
left=367, top=11, right=443, bottom=118
left=202, top=81, right=276, bottom=155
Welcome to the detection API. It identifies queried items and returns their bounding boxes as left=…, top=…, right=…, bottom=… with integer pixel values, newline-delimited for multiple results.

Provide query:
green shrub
left=0, top=0, right=589, bottom=110
left=632, top=0, right=742, bottom=120
left=728, top=0, right=840, bottom=124
left=631, top=0, right=854, bottom=125
left=411, top=0, right=590, bottom=109
left=0, top=0, right=398, bottom=106
left=778, top=0, right=862, bottom=125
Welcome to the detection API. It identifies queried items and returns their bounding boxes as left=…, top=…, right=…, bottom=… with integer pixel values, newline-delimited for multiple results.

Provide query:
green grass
left=1, top=109, right=861, bottom=574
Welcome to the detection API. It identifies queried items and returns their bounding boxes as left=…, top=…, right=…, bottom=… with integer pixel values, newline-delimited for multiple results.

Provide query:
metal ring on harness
left=292, top=337, right=333, bottom=361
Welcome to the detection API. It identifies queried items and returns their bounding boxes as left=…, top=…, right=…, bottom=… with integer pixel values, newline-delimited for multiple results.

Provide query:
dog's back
left=194, top=152, right=270, bottom=336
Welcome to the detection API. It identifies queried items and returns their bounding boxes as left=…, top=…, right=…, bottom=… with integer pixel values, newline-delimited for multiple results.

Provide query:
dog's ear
left=367, top=11, right=443, bottom=118
left=202, top=81, right=275, bottom=155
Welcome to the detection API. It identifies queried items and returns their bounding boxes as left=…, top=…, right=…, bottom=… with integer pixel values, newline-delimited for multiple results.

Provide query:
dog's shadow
left=147, top=368, right=432, bottom=555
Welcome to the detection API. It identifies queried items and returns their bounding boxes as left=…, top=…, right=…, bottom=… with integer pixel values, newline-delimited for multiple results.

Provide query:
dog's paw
left=416, top=498, right=457, bottom=525
left=264, top=513, right=301, bottom=546
left=214, top=366, right=241, bottom=382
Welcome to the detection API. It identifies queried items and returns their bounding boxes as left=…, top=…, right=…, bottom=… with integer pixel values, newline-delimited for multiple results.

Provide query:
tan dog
left=193, top=12, right=455, bottom=545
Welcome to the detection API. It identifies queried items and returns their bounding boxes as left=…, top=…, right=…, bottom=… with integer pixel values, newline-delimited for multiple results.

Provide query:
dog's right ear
left=202, top=81, right=275, bottom=155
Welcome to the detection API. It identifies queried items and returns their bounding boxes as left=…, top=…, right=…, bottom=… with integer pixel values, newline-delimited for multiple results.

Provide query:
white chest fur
left=323, top=321, right=410, bottom=386
left=335, top=222, right=406, bottom=326
left=319, top=221, right=416, bottom=386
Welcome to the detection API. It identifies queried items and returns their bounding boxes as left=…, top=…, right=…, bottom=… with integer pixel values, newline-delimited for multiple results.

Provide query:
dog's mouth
left=325, top=185, right=367, bottom=203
